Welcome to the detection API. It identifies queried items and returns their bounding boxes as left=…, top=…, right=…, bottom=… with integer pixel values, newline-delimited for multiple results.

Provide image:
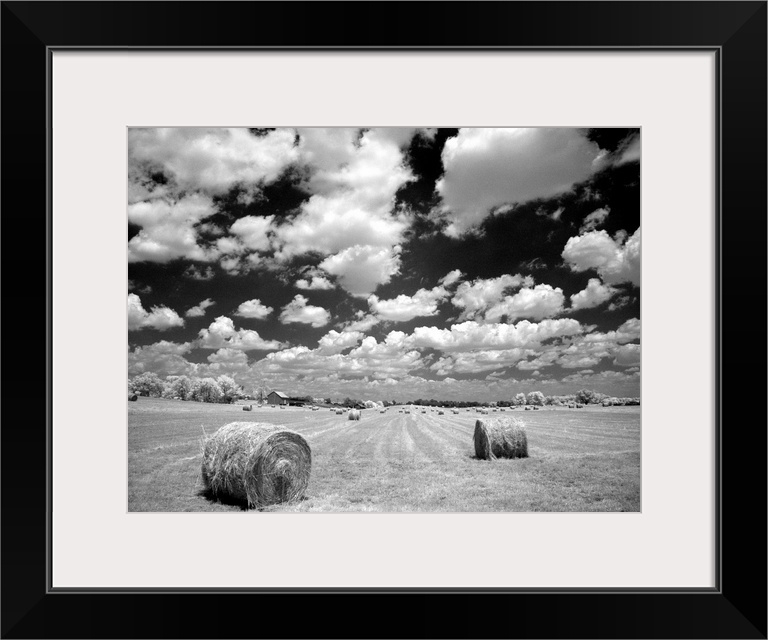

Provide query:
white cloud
left=569, top=278, right=617, bottom=311
left=273, top=129, right=415, bottom=296
left=229, top=215, right=274, bottom=252
left=431, top=348, right=532, bottom=375
left=316, top=330, right=364, bottom=355
left=579, top=207, right=610, bottom=233
left=562, top=228, right=640, bottom=286
left=484, top=284, right=565, bottom=322
left=436, top=128, right=604, bottom=236
left=295, top=273, right=335, bottom=291
left=368, top=285, right=449, bottom=322
left=406, top=318, right=586, bottom=353
left=341, top=312, right=381, bottom=333
left=319, top=245, right=402, bottom=298
left=451, top=273, right=534, bottom=321
left=128, top=294, right=185, bottom=331
left=129, top=128, right=299, bottom=197
left=197, top=316, right=284, bottom=351
left=439, top=269, right=464, bottom=288
left=615, top=133, right=641, bottom=165
left=128, top=194, right=218, bottom=263
left=614, top=343, right=641, bottom=366
left=128, top=340, right=194, bottom=376
left=185, top=298, right=216, bottom=318
left=234, top=299, right=273, bottom=320
left=279, top=295, right=331, bottom=328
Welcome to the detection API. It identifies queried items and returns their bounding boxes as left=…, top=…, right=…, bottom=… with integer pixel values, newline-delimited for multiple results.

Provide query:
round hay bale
left=335, top=409, right=343, bottom=415
left=524, top=406, right=531, bottom=411
left=242, top=405, right=252, bottom=411
left=438, top=410, right=444, bottom=415
left=348, top=409, right=361, bottom=421
left=473, top=417, right=528, bottom=460
left=128, top=394, right=138, bottom=402
left=201, top=422, right=311, bottom=508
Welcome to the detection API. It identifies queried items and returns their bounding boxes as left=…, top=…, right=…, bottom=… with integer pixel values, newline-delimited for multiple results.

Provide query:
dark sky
left=128, top=127, right=640, bottom=401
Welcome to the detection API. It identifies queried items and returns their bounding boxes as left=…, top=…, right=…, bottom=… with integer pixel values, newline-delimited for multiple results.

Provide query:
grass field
left=129, top=398, right=640, bottom=512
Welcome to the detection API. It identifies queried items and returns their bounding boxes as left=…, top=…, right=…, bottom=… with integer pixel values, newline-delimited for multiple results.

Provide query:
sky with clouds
left=128, top=127, right=640, bottom=402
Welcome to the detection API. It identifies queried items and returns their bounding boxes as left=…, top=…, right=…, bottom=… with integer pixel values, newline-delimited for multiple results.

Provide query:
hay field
left=129, top=399, right=640, bottom=512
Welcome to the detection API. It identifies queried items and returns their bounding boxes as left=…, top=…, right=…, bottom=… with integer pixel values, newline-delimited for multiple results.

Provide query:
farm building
left=266, top=391, right=289, bottom=406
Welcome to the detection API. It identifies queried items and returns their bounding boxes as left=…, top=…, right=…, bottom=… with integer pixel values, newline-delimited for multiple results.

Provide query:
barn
left=266, top=391, right=289, bottom=406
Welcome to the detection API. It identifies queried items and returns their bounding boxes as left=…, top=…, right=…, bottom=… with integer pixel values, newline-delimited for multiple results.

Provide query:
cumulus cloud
left=579, top=207, right=610, bottom=233
left=484, top=284, right=565, bottom=322
left=197, top=316, right=284, bottom=351
left=128, top=340, right=194, bottom=376
left=128, top=294, right=185, bottom=331
left=569, top=278, right=617, bottom=311
left=319, top=245, right=402, bottom=298
left=229, top=215, right=274, bottom=252
left=295, top=270, right=335, bottom=291
left=562, top=228, right=640, bottom=286
left=255, top=334, right=424, bottom=381
left=273, top=128, right=416, bottom=296
left=368, top=285, right=449, bottom=322
left=406, top=318, right=586, bottom=353
left=128, top=128, right=299, bottom=197
left=185, top=298, right=216, bottom=318
left=316, top=330, right=364, bottom=355
left=279, top=295, right=331, bottom=328
left=614, top=343, right=641, bottom=366
left=436, top=128, right=604, bottom=236
left=234, top=299, right=273, bottom=320
left=128, top=194, right=218, bottom=263
left=451, top=274, right=534, bottom=321
left=341, top=312, right=381, bottom=333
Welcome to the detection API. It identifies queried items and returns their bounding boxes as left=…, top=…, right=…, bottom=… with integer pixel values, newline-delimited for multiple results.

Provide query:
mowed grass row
left=128, top=399, right=640, bottom=512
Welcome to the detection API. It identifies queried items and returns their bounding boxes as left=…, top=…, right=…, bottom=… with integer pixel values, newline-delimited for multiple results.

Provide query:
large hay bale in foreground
left=474, top=417, right=528, bottom=460
left=348, top=409, right=361, bottom=421
left=201, top=422, right=311, bottom=509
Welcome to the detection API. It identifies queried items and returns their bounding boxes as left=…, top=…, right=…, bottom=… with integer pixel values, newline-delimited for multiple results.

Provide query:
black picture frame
left=2, top=2, right=765, bottom=638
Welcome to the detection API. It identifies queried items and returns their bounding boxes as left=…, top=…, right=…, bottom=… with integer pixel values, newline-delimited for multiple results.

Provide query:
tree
left=576, top=389, right=598, bottom=405
left=192, top=378, right=223, bottom=403
left=164, top=375, right=193, bottom=400
left=513, top=393, right=526, bottom=406
left=129, top=372, right=164, bottom=397
left=526, top=391, right=545, bottom=406
left=216, top=375, right=242, bottom=404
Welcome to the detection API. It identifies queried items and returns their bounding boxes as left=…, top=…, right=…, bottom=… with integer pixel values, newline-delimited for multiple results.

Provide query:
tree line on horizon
left=128, top=372, right=639, bottom=407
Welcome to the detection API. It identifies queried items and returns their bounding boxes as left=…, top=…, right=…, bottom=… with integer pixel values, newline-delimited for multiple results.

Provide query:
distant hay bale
left=242, top=405, right=252, bottom=411
left=335, top=409, right=344, bottom=415
left=201, top=422, right=311, bottom=508
left=128, top=394, right=138, bottom=402
left=348, top=409, right=361, bottom=421
left=473, top=417, right=528, bottom=460
left=438, top=410, right=444, bottom=415
left=524, top=406, right=531, bottom=411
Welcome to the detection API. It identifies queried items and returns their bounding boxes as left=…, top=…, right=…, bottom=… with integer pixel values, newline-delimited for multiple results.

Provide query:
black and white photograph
left=127, top=126, right=641, bottom=512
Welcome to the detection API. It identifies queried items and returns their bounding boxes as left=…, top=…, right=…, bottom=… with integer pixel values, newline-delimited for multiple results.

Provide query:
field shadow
left=197, top=488, right=311, bottom=512
left=197, top=487, right=249, bottom=511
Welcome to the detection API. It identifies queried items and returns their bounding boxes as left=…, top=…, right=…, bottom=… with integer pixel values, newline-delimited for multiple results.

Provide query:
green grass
left=128, top=399, right=641, bottom=512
